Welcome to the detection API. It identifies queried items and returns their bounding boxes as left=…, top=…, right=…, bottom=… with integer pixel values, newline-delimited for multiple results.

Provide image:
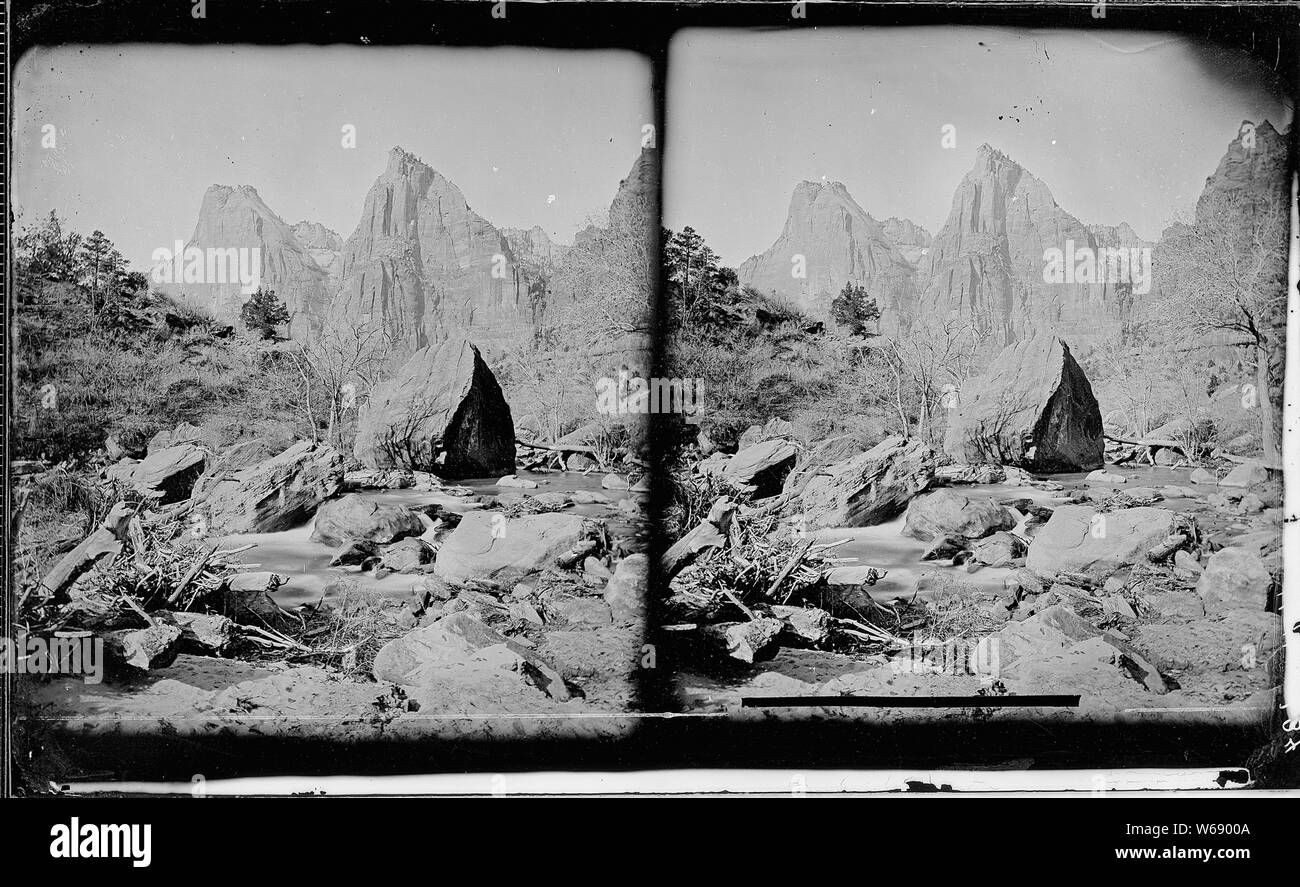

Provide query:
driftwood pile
left=660, top=494, right=908, bottom=663
left=15, top=487, right=359, bottom=675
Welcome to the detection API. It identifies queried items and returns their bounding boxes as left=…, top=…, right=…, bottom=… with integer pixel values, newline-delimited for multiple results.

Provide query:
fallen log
left=1105, top=433, right=1197, bottom=463
left=1211, top=450, right=1283, bottom=471
left=515, top=438, right=607, bottom=470
left=1147, top=533, right=1188, bottom=562
left=661, top=497, right=736, bottom=580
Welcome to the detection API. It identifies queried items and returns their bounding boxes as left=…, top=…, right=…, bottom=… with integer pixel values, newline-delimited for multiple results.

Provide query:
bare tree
left=879, top=314, right=985, bottom=443
left=276, top=316, right=396, bottom=450
left=1155, top=191, right=1288, bottom=461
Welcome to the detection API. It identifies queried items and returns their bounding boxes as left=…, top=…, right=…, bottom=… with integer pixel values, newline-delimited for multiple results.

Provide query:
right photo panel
left=659, top=27, right=1290, bottom=725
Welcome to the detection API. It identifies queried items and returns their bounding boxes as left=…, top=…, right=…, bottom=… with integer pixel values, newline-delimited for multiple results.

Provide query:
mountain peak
left=385, top=145, right=429, bottom=175
left=975, top=143, right=1014, bottom=165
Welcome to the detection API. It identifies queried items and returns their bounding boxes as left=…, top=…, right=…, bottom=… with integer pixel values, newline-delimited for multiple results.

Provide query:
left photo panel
left=11, top=45, right=658, bottom=773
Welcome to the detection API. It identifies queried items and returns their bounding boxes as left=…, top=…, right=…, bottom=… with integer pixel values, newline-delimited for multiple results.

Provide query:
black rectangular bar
left=742, top=695, right=1082, bottom=709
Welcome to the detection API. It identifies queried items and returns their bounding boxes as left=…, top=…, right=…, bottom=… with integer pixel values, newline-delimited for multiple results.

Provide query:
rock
left=1173, top=549, right=1203, bottom=576
left=540, top=591, right=613, bottom=626
left=381, top=537, right=435, bottom=572
left=943, top=336, right=1103, bottom=472
left=798, top=435, right=937, bottom=530
left=1218, top=461, right=1269, bottom=488
left=171, top=612, right=236, bottom=655
left=1085, top=469, right=1127, bottom=485
left=103, top=623, right=183, bottom=671
left=221, top=572, right=287, bottom=623
left=772, top=605, right=832, bottom=646
left=309, top=494, right=425, bottom=547
left=1101, top=595, right=1137, bottom=620
left=329, top=540, right=379, bottom=567
left=1238, top=493, right=1266, bottom=514
left=601, top=473, right=630, bottom=491
left=901, top=488, right=1015, bottom=542
left=996, top=605, right=1165, bottom=693
left=353, top=339, right=515, bottom=478
left=1197, top=547, right=1270, bottom=612
left=508, top=601, right=544, bottom=625
left=569, top=490, right=611, bottom=505
left=105, top=443, right=207, bottom=504
left=532, top=492, right=572, bottom=509
left=193, top=440, right=344, bottom=534
left=1025, top=505, right=1178, bottom=581
left=1134, top=609, right=1280, bottom=675
left=583, top=556, right=613, bottom=580
left=1189, top=467, right=1216, bottom=485
left=147, top=421, right=202, bottom=454
left=373, top=612, right=570, bottom=700
left=1003, top=567, right=1044, bottom=599
left=721, top=439, right=798, bottom=496
left=434, top=511, right=595, bottom=585
left=567, top=454, right=597, bottom=471
left=781, top=434, right=866, bottom=498
left=921, top=534, right=969, bottom=561
left=498, top=474, right=539, bottom=489
left=737, top=417, right=794, bottom=450
left=603, top=554, right=648, bottom=623
left=970, top=531, right=1027, bottom=567
left=701, top=618, right=785, bottom=664
left=1140, top=590, right=1205, bottom=620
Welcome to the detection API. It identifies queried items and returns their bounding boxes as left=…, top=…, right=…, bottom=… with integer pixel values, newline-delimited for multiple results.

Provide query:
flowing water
left=216, top=470, right=645, bottom=609
left=822, top=464, right=1213, bottom=603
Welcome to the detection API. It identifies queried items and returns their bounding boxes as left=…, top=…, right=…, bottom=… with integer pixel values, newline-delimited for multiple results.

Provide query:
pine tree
left=240, top=287, right=291, bottom=340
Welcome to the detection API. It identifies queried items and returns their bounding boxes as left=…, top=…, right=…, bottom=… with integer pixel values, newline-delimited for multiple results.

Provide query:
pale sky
left=666, top=27, right=1293, bottom=267
left=13, top=45, right=652, bottom=270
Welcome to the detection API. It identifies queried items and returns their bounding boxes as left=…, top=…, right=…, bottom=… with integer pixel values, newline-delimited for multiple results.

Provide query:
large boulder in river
left=1025, top=505, right=1177, bottom=580
left=354, top=339, right=515, bottom=478
left=944, top=335, right=1103, bottom=472
left=434, top=510, right=596, bottom=585
left=193, top=440, right=344, bottom=534
left=309, top=493, right=425, bottom=547
left=901, top=488, right=1015, bottom=542
left=797, top=436, right=937, bottom=530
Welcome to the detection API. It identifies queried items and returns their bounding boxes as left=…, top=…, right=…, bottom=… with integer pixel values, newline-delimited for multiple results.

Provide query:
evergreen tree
left=240, top=287, right=291, bottom=339
left=830, top=282, right=881, bottom=337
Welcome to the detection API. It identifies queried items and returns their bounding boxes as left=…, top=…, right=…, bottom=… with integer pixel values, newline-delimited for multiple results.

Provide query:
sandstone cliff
left=737, top=180, right=919, bottom=332
left=917, top=144, right=1139, bottom=348
left=881, top=217, right=933, bottom=266
left=328, top=147, right=540, bottom=354
left=159, top=185, right=333, bottom=337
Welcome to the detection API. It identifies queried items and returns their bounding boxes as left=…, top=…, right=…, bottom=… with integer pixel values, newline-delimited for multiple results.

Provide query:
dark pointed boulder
left=354, top=339, right=515, bottom=478
left=943, top=335, right=1103, bottom=472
